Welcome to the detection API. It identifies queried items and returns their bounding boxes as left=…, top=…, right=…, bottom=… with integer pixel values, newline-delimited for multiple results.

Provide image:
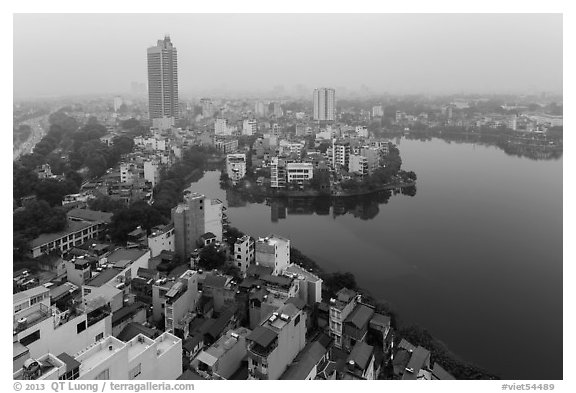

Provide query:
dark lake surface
left=187, top=137, right=562, bottom=379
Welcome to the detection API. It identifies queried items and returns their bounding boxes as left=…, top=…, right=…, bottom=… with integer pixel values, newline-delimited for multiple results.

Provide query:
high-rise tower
left=147, top=35, right=179, bottom=121
left=313, top=88, right=336, bottom=121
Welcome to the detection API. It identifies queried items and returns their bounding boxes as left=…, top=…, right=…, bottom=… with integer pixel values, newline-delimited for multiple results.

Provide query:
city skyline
left=13, top=14, right=563, bottom=99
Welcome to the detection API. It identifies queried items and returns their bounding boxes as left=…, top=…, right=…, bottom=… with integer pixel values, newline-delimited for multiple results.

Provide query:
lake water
left=187, top=137, right=563, bottom=379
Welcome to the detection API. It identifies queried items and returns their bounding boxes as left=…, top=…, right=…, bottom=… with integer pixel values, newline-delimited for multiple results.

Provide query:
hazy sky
left=13, top=13, right=563, bottom=98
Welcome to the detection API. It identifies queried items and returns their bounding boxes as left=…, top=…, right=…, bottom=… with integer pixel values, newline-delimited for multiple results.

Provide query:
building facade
left=147, top=35, right=179, bottom=120
left=313, top=88, right=336, bottom=121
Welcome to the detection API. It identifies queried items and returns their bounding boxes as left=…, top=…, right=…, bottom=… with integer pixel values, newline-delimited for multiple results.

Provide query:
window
left=77, top=321, right=86, bottom=334
left=294, top=314, right=301, bottom=326
left=21, top=330, right=40, bottom=346
left=95, top=369, right=109, bottom=380
left=238, top=263, right=242, bottom=267
left=129, top=363, right=142, bottom=380
left=95, top=333, right=104, bottom=342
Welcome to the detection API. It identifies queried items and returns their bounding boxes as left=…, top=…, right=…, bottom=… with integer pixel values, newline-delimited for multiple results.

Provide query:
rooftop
left=247, top=325, right=277, bottom=348
left=117, top=322, right=161, bottom=342
left=402, top=346, right=431, bottom=380
left=30, top=220, right=95, bottom=249
left=75, top=336, right=125, bottom=376
left=345, top=304, right=374, bottom=329
left=13, top=285, right=49, bottom=305
left=67, top=208, right=113, bottom=224
left=107, top=248, right=148, bottom=265
left=85, top=268, right=119, bottom=287
left=284, top=264, right=321, bottom=283
left=126, top=334, right=156, bottom=362
left=347, top=341, right=374, bottom=371
left=155, top=332, right=181, bottom=357
left=280, top=340, right=327, bottom=380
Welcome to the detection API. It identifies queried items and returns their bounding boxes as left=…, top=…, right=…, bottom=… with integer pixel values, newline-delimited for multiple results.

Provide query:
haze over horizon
left=13, top=13, right=563, bottom=99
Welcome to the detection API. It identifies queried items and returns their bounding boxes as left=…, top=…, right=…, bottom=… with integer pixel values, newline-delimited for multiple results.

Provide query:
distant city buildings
left=313, top=88, right=336, bottom=122
left=372, top=105, right=384, bottom=118
left=147, top=35, right=179, bottom=121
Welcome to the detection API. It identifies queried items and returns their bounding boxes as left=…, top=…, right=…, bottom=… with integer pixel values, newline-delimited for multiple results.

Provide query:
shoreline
left=223, top=180, right=417, bottom=199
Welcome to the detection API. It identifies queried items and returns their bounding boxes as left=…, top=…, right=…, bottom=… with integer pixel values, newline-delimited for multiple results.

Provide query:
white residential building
left=372, top=105, right=384, bottom=118
left=286, top=162, right=314, bottom=185
left=235, top=235, right=255, bottom=276
left=255, top=235, right=290, bottom=276
left=226, top=153, right=247, bottom=182
left=215, top=118, right=230, bottom=135
left=243, top=119, right=258, bottom=135
left=147, top=224, right=175, bottom=258
left=143, top=159, right=160, bottom=187
left=14, top=333, right=182, bottom=380
left=349, top=155, right=368, bottom=176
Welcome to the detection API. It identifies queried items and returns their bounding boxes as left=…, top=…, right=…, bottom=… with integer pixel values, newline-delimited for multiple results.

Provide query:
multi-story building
left=242, top=119, right=257, bottom=136
left=246, top=300, right=307, bottom=380
left=255, top=235, right=290, bottom=275
left=113, top=96, right=123, bottom=112
left=226, top=153, right=247, bottom=182
left=28, top=210, right=111, bottom=259
left=214, top=137, right=238, bottom=154
left=15, top=333, right=182, bottom=380
left=313, top=88, right=336, bottom=121
left=359, top=147, right=381, bottom=175
left=235, top=235, right=255, bottom=276
left=191, top=327, right=251, bottom=379
left=215, top=118, right=230, bottom=135
left=13, top=291, right=112, bottom=363
left=285, top=162, right=314, bottom=185
left=152, top=270, right=200, bottom=337
left=349, top=155, right=368, bottom=176
left=328, top=288, right=360, bottom=349
left=372, top=105, right=384, bottom=118
left=200, top=98, right=215, bottom=119
left=171, top=193, right=223, bottom=259
left=331, top=140, right=351, bottom=169
left=147, top=35, right=179, bottom=121
left=271, top=102, right=283, bottom=118
left=284, top=264, right=322, bottom=306
left=147, top=224, right=175, bottom=258
left=270, top=157, right=287, bottom=189
left=356, top=126, right=369, bottom=138
left=143, top=159, right=160, bottom=187
left=255, top=101, right=267, bottom=117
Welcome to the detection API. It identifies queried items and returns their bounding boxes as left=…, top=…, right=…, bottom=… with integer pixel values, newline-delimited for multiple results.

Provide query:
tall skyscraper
left=313, top=88, right=336, bottom=121
left=147, top=35, right=179, bottom=121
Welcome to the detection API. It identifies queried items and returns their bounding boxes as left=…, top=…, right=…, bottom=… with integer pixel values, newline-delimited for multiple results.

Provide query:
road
left=13, top=115, right=50, bottom=161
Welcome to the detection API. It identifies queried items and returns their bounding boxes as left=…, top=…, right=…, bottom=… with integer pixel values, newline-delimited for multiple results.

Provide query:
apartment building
left=226, top=153, right=247, bottom=182
left=171, top=193, right=223, bottom=259
left=234, top=235, right=255, bottom=276
left=328, top=288, right=360, bottom=349
left=246, top=301, right=307, bottom=380
left=152, top=270, right=200, bottom=337
left=255, top=235, right=290, bottom=275
left=191, top=327, right=251, bottom=379
left=147, top=224, right=175, bottom=258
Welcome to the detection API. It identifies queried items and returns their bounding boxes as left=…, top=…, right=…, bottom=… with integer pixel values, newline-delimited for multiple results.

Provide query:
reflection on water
left=226, top=187, right=417, bottom=222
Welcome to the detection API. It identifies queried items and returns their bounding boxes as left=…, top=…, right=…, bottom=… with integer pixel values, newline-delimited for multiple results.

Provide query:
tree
left=34, top=178, right=79, bottom=206
left=88, top=196, right=126, bottom=213
left=13, top=200, right=68, bottom=238
left=198, top=244, right=226, bottom=270
left=109, top=201, right=166, bottom=243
